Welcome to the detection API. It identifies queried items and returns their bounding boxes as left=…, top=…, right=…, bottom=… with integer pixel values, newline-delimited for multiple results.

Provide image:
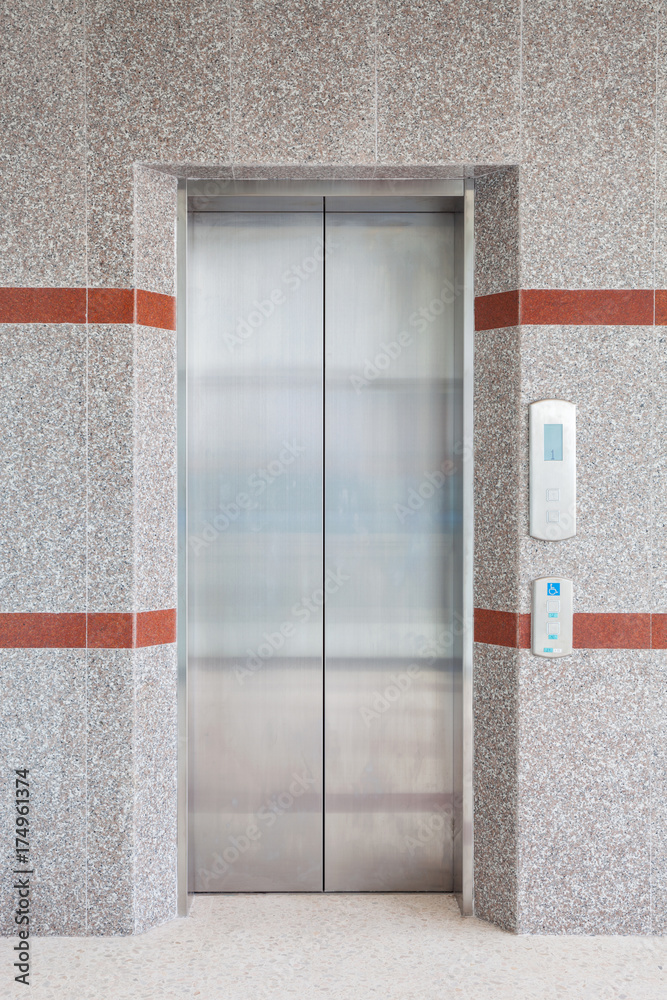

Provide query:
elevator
left=184, top=183, right=470, bottom=895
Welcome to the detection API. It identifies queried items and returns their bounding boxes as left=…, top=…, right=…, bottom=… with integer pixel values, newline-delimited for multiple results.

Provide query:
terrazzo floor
left=2, top=893, right=666, bottom=999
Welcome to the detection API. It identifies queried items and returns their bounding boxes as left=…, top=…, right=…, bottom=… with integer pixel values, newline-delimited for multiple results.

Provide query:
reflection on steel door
left=188, top=198, right=463, bottom=892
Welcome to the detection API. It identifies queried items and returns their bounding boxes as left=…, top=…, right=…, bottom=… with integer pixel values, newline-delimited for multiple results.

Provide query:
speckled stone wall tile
left=650, top=650, right=667, bottom=933
left=232, top=163, right=378, bottom=180
left=519, top=161, right=655, bottom=289
left=652, top=329, right=667, bottom=611
left=473, top=642, right=518, bottom=931
left=0, top=0, right=86, bottom=286
left=0, top=650, right=86, bottom=936
left=377, top=0, right=520, bottom=165
left=522, top=0, right=657, bottom=165
left=231, top=0, right=375, bottom=164
left=86, top=649, right=134, bottom=936
left=133, top=645, right=178, bottom=933
left=134, top=167, right=178, bottom=298
left=475, top=167, right=519, bottom=299
left=86, top=0, right=230, bottom=287
left=0, top=325, right=86, bottom=613
left=134, top=327, right=177, bottom=613
left=87, top=325, right=134, bottom=614
left=657, top=3, right=667, bottom=291
left=474, top=327, right=522, bottom=613
left=516, top=648, right=651, bottom=934
left=519, top=325, right=652, bottom=614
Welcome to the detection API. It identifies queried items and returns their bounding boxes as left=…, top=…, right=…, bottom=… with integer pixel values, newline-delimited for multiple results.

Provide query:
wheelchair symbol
left=547, top=582, right=560, bottom=596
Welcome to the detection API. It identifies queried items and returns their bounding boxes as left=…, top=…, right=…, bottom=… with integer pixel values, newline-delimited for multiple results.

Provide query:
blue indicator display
left=544, top=423, right=563, bottom=461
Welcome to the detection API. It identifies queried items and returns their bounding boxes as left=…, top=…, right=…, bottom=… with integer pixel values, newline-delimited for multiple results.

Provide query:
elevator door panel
left=324, top=212, right=461, bottom=891
left=188, top=211, right=324, bottom=891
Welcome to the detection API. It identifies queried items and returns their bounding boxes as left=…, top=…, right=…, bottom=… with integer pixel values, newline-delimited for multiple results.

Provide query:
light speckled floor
left=2, top=894, right=666, bottom=999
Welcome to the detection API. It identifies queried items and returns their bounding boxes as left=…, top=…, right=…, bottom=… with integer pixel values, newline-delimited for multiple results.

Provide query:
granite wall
left=0, top=0, right=666, bottom=935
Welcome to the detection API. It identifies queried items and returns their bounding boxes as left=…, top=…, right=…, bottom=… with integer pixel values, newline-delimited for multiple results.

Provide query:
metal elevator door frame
left=177, top=179, right=475, bottom=911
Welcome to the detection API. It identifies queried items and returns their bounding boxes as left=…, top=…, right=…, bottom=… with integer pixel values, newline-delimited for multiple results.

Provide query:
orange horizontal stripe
left=0, top=288, right=176, bottom=330
left=474, top=290, right=520, bottom=331
left=135, top=289, right=176, bottom=330
left=475, top=609, right=654, bottom=649
left=0, top=611, right=176, bottom=648
left=0, top=287, right=86, bottom=324
left=657, top=290, right=667, bottom=326
left=521, top=289, right=654, bottom=326
left=474, top=609, right=531, bottom=648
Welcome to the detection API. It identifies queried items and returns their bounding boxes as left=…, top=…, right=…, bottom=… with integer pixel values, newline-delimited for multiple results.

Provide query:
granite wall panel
left=519, top=324, right=653, bottom=615
left=86, top=0, right=231, bottom=287
left=86, top=649, right=135, bottom=935
left=516, top=648, right=651, bottom=935
left=87, top=325, right=135, bottom=614
left=0, top=650, right=87, bottom=936
left=0, top=0, right=86, bottom=287
left=134, top=326, right=177, bottom=614
left=473, top=642, right=519, bottom=931
left=521, top=0, right=657, bottom=165
left=0, top=325, right=86, bottom=613
left=377, top=0, right=521, bottom=164
left=133, top=644, right=178, bottom=933
left=519, top=161, right=655, bottom=290
left=231, top=0, right=376, bottom=165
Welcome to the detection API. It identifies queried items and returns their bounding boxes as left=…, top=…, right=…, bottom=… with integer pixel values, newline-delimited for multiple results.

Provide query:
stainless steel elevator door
left=324, top=211, right=462, bottom=890
left=187, top=198, right=463, bottom=894
left=188, top=210, right=324, bottom=891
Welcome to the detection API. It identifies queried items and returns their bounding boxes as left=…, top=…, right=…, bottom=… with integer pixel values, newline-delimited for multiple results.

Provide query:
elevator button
left=546, top=488, right=560, bottom=502
left=546, top=599, right=560, bottom=614
left=546, top=509, right=560, bottom=523
left=547, top=622, right=560, bottom=636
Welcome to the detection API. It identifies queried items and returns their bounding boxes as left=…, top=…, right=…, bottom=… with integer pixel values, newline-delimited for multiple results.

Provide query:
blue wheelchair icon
left=547, top=582, right=560, bottom=596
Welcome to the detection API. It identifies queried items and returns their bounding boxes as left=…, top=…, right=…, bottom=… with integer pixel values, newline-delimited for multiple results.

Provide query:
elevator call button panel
left=531, top=577, right=573, bottom=658
left=529, top=399, right=576, bottom=540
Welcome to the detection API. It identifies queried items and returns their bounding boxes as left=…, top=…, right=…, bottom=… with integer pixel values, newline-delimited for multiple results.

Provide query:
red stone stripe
left=135, top=289, right=176, bottom=330
left=0, top=288, right=86, bottom=324
left=656, top=290, right=667, bottom=326
left=475, top=609, right=654, bottom=649
left=652, top=615, right=667, bottom=649
left=474, top=609, right=531, bottom=648
left=0, top=287, right=176, bottom=329
left=0, top=613, right=86, bottom=648
left=0, top=611, right=176, bottom=648
left=521, top=289, right=654, bottom=326
left=136, top=609, right=177, bottom=647
left=474, top=290, right=519, bottom=331
left=87, top=613, right=134, bottom=649
left=573, top=613, right=651, bottom=649
left=87, top=288, right=134, bottom=324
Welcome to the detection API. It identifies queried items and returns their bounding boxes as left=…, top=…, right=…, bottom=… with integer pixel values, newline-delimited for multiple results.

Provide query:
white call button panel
left=531, top=577, right=573, bottom=658
left=529, top=399, right=576, bottom=540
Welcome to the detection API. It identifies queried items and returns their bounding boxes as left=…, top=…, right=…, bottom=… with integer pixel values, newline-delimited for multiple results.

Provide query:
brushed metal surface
left=186, top=197, right=466, bottom=896
left=323, top=212, right=463, bottom=891
left=188, top=210, right=324, bottom=891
